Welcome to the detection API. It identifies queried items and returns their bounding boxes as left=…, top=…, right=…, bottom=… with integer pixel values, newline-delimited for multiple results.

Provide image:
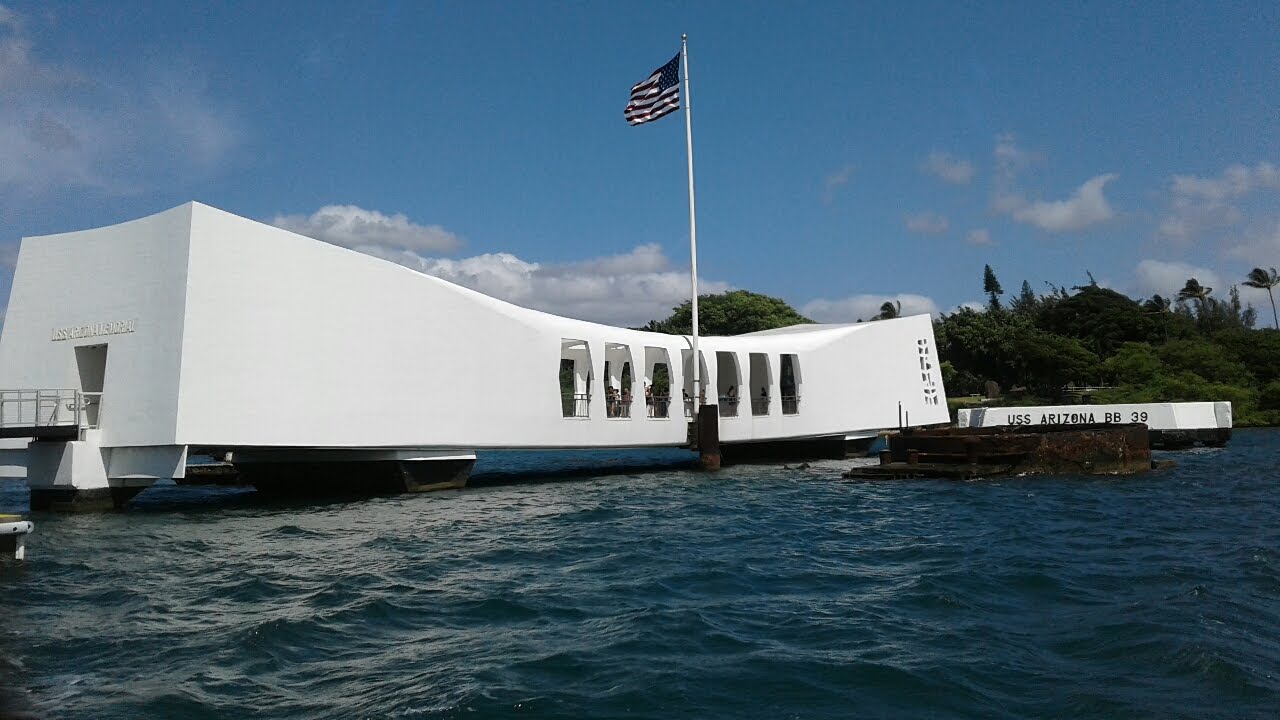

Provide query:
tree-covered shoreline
left=639, top=268, right=1280, bottom=427
left=936, top=266, right=1280, bottom=426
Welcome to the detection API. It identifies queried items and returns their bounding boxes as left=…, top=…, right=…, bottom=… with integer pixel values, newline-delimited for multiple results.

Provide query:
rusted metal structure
left=843, top=423, right=1153, bottom=480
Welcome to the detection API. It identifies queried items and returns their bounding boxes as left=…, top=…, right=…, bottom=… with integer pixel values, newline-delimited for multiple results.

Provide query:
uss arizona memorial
left=0, top=203, right=949, bottom=509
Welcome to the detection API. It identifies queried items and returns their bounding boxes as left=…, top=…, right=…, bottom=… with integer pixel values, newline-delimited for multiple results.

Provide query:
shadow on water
left=3, top=448, right=704, bottom=515
left=468, top=448, right=698, bottom=488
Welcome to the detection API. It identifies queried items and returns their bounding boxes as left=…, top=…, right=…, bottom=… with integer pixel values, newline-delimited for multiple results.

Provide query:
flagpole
left=681, top=34, right=701, bottom=406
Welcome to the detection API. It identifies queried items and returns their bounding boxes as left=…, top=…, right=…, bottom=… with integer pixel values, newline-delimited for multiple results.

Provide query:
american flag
left=625, top=53, right=681, bottom=125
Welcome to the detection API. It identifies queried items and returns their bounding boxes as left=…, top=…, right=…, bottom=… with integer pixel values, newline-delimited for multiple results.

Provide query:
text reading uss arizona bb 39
left=1007, top=411, right=1150, bottom=425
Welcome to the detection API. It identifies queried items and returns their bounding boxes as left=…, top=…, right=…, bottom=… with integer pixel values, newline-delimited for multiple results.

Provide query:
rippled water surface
left=2, top=432, right=1278, bottom=719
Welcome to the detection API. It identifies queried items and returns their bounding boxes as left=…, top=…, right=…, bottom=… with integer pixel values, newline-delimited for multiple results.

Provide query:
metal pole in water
left=0, top=516, right=34, bottom=561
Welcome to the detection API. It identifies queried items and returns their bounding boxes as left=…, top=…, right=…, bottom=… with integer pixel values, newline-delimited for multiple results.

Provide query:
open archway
left=559, top=339, right=593, bottom=417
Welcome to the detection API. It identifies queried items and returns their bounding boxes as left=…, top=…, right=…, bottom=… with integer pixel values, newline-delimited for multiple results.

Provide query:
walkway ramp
left=0, top=389, right=96, bottom=440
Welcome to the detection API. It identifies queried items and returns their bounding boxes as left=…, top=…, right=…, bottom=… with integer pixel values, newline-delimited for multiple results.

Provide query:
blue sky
left=2, top=1, right=1278, bottom=326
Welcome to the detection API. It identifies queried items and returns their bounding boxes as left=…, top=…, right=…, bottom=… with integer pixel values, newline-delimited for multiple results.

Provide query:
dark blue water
left=2, top=433, right=1278, bottom=719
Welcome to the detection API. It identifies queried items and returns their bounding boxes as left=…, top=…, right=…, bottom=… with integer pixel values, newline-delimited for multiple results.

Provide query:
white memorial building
left=0, top=203, right=949, bottom=509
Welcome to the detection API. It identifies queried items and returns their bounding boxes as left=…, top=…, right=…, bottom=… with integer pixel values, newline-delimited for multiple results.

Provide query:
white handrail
left=0, top=388, right=100, bottom=429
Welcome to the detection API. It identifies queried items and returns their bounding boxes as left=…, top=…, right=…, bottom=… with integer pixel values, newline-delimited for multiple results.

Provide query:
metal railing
left=606, top=395, right=633, bottom=418
left=782, top=395, right=801, bottom=415
left=647, top=395, right=670, bottom=418
left=751, top=398, right=770, bottom=416
left=562, top=393, right=591, bottom=418
left=718, top=396, right=740, bottom=417
left=0, top=389, right=101, bottom=430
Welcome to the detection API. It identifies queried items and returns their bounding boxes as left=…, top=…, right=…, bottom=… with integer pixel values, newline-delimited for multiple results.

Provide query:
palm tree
left=1143, top=294, right=1172, bottom=342
left=1243, top=267, right=1280, bottom=329
left=1177, top=278, right=1213, bottom=316
left=1141, top=294, right=1171, bottom=314
left=873, top=300, right=901, bottom=321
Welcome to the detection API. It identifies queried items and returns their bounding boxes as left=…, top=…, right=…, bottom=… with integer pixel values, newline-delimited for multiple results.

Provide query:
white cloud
left=921, top=151, right=975, bottom=185
left=1225, top=219, right=1280, bottom=262
left=0, top=5, right=39, bottom=90
left=1133, top=259, right=1222, bottom=299
left=987, top=134, right=1115, bottom=232
left=822, top=164, right=855, bottom=204
left=1172, top=163, right=1279, bottom=203
left=1009, top=174, right=1117, bottom=232
left=1159, top=162, right=1280, bottom=243
left=965, top=228, right=993, bottom=246
left=410, top=244, right=731, bottom=328
left=954, top=301, right=987, bottom=313
left=905, top=212, right=948, bottom=234
left=801, top=293, right=940, bottom=323
left=272, top=205, right=463, bottom=254
left=567, top=242, right=668, bottom=275
left=0, top=5, right=239, bottom=198
left=1131, top=258, right=1272, bottom=312
left=274, top=205, right=731, bottom=327
left=390, top=250, right=538, bottom=299
left=991, top=133, right=1034, bottom=214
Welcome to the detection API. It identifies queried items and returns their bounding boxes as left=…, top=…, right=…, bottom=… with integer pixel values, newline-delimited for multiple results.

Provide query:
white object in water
left=0, top=517, right=34, bottom=560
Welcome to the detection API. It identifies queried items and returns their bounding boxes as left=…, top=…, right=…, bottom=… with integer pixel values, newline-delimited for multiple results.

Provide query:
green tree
left=1152, top=371, right=1256, bottom=406
left=1142, top=294, right=1171, bottom=314
left=1212, top=328, right=1280, bottom=384
left=1229, top=285, right=1258, bottom=329
left=1009, top=280, right=1039, bottom=316
left=1036, top=285, right=1160, bottom=355
left=873, top=300, right=901, bottom=321
left=934, top=306, right=1032, bottom=390
left=1157, top=338, right=1254, bottom=386
left=1244, top=266, right=1280, bottom=330
left=1142, top=294, right=1174, bottom=342
left=1177, top=278, right=1213, bottom=317
left=1259, top=380, right=1280, bottom=411
left=982, top=264, right=1004, bottom=312
left=1098, top=371, right=1257, bottom=410
left=1191, top=285, right=1256, bottom=333
left=1174, top=278, right=1258, bottom=334
left=1102, top=342, right=1164, bottom=385
left=642, top=290, right=811, bottom=336
left=1008, top=328, right=1100, bottom=395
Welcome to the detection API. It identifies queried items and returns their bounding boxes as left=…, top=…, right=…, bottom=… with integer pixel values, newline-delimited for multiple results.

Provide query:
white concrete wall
left=0, top=206, right=192, bottom=447
left=753, top=316, right=947, bottom=436
left=2, top=202, right=951, bottom=452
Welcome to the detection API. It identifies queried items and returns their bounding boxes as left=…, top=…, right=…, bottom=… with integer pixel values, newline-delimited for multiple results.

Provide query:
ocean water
left=1, top=432, right=1278, bottom=719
